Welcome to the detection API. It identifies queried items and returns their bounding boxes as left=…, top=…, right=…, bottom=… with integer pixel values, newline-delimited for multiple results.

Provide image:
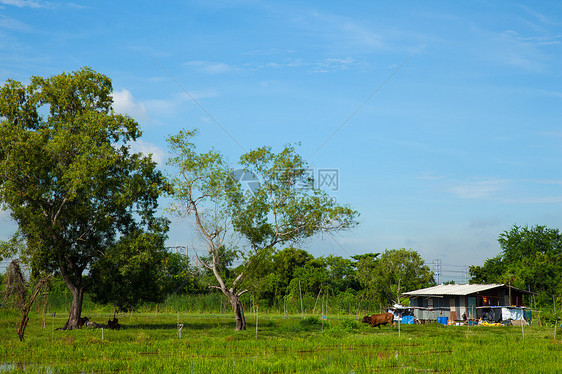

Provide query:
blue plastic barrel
left=402, top=316, right=414, bottom=324
left=436, top=317, right=448, bottom=325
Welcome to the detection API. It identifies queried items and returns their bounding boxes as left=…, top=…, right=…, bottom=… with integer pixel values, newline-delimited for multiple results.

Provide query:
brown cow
left=361, top=313, right=394, bottom=329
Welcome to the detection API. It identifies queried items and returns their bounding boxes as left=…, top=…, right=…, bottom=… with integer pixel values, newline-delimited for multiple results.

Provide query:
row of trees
left=469, top=225, right=562, bottom=307
left=172, top=247, right=435, bottom=310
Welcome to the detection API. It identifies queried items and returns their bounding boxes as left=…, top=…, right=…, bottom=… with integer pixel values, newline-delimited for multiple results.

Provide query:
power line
left=431, top=259, right=470, bottom=283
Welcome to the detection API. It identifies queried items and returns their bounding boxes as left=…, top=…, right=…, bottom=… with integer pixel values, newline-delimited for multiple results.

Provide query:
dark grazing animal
left=78, top=316, right=90, bottom=328
left=107, top=317, right=120, bottom=330
left=361, top=313, right=394, bottom=329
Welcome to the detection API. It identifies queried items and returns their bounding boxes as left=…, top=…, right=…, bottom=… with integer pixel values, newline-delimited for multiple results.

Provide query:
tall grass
left=144, top=292, right=377, bottom=317
left=1, top=311, right=560, bottom=373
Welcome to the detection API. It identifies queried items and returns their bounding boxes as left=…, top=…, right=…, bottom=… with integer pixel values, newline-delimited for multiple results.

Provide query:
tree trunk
left=227, top=292, right=246, bottom=331
left=61, top=282, right=84, bottom=330
left=17, top=278, right=49, bottom=341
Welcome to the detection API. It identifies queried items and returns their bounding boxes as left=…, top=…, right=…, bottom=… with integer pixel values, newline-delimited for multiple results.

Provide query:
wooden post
left=299, top=281, right=304, bottom=318
left=312, top=289, right=322, bottom=315
left=255, top=304, right=258, bottom=340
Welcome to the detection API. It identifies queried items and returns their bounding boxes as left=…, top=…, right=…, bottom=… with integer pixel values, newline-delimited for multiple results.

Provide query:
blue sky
left=1, top=0, right=562, bottom=281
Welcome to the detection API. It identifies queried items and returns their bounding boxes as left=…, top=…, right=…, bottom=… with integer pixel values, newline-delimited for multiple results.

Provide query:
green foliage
left=339, top=318, right=359, bottom=332
left=289, top=257, right=329, bottom=297
left=245, top=248, right=360, bottom=310
left=166, top=129, right=242, bottom=282
left=159, top=253, right=207, bottom=295
left=234, top=144, right=359, bottom=249
left=0, top=232, right=26, bottom=264
left=298, top=316, right=322, bottom=330
left=0, top=67, right=169, bottom=327
left=86, top=221, right=170, bottom=312
left=356, top=248, right=435, bottom=306
left=470, top=225, right=562, bottom=307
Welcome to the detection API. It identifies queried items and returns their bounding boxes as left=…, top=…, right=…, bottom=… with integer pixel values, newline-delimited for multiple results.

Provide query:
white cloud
left=111, top=89, right=148, bottom=121
left=129, top=140, right=167, bottom=166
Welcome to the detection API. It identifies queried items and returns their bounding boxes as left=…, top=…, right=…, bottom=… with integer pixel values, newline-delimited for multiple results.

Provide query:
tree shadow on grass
left=123, top=321, right=237, bottom=330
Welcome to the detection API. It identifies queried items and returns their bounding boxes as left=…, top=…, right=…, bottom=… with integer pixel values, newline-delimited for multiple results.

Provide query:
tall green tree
left=254, top=247, right=313, bottom=304
left=166, top=131, right=359, bottom=330
left=167, top=129, right=247, bottom=330
left=86, top=223, right=169, bottom=314
left=0, top=67, right=169, bottom=329
left=356, top=249, right=435, bottom=306
left=470, top=225, right=562, bottom=306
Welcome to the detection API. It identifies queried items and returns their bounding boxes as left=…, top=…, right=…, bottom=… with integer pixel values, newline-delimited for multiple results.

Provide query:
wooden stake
left=299, top=281, right=304, bottom=318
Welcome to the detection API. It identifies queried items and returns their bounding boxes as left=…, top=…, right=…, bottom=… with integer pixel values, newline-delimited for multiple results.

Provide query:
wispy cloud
left=0, top=0, right=48, bottom=8
left=185, top=60, right=240, bottom=75
left=302, top=11, right=386, bottom=50
left=186, top=57, right=360, bottom=75
left=448, top=179, right=509, bottom=199
left=501, top=195, right=562, bottom=204
left=142, top=90, right=218, bottom=121
left=415, top=172, right=445, bottom=181
left=528, top=178, right=562, bottom=185
left=538, top=129, right=562, bottom=137
left=0, top=15, right=31, bottom=31
left=475, top=24, right=561, bottom=72
left=469, top=216, right=501, bottom=230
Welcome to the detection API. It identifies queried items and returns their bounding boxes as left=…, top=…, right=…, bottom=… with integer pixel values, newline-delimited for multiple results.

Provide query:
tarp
left=502, top=307, right=523, bottom=321
left=482, top=308, right=502, bottom=323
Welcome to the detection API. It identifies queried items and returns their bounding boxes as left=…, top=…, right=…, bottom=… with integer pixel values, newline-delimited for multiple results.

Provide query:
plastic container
left=402, top=316, right=414, bottom=324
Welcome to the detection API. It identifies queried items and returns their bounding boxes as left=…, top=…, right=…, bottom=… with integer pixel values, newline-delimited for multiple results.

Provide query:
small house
left=402, top=283, right=534, bottom=323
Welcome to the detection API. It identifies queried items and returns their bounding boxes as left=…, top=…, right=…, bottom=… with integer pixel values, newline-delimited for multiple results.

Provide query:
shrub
left=339, top=319, right=359, bottom=332
left=299, top=316, right=322, bottom=331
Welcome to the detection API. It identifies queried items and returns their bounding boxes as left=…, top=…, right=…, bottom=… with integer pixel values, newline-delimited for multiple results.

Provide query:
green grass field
left=1, top=311, right=561, bottom=373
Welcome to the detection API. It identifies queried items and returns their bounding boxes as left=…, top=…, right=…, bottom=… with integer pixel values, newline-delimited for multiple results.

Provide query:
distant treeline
left=3, top=225, right=560, bottom=316
left=1, top=247, right=434, bottom=315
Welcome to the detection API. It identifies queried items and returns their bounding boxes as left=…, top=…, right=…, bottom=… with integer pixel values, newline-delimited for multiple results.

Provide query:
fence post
left=255, top=305, right=258, bottom=340
left=299, top=281, right=304, bottom=318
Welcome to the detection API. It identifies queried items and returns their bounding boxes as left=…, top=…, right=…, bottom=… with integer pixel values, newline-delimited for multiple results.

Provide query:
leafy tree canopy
left=470, top=224, right=562, bottom=306
left=0, top=67, right=169, bottom=329
left=356, top=248, right=435, bottom=305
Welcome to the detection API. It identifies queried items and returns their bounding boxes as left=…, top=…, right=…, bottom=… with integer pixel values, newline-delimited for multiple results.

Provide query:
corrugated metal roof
left=402, top=283, right=505, bottom=296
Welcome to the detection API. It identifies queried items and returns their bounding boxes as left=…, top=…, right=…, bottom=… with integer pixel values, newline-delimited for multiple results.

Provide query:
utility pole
left=433, top=259, right=440, bottom=284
